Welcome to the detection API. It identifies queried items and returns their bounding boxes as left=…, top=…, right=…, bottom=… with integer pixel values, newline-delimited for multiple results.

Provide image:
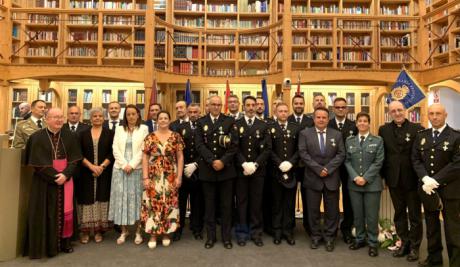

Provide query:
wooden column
left=144, top=0, right=155, bottom=119
left=0, top=81, right=10, bottom=133
left=282, top=0, right=292, bottom=110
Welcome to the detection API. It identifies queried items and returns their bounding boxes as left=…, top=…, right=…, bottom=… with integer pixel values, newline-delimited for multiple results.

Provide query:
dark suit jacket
left=144, top=119, right=155, bottom=133
left=412, top=125, right=460, bottom=199
left=288, top=114, right=313, bottom=131
left=328, top=118, right=357, bottom=185
left=177, top=121, right=200, bottom=164
left=298, top=127, right=345, bottom=191
left=379, top=119, right=423, bottom=189
left=63, top=122, right=90, bottom=137
left=76, top=127, right=114, bottom=205
left=195, top=113, right=239, bottom=182
left=103, top=120, right=124, bottom=131
left=170, top=119, right=188, bottom=133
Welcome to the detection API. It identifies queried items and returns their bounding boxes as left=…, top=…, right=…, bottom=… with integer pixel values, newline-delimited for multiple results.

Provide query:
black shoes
left=193, top=232, right=203, bottom=240
left=393, top=244, right=410, bottom=257
left=310, top=239, right=320, bottom=249
left=223, top=241, right=233, bottom=249
left=325, top=241, right=335, bottom=252
left=173, top=231, right=182, bottom=241
left=204, top=239, right=215, bottom=249
left=273, top=238, right=281, bottom=245
left=349, top=241, right=366, bottom=250
left=417, top=258, right=443, bottom=267
left=368, top=247, right=378, bottom=257
left=252, top=238, right=264, bottom=247
left=61, top=239, right=73, bottom=253
left=285, top=235, right=295, bottom=246
left=342, top=232, right=353, bottom=244
left=237, top=239, right=246, bottom=247
left=406, top=249, right=419, bottom=262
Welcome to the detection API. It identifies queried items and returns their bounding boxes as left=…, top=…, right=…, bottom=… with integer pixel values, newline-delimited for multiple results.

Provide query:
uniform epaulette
left=418, top=128, right=430, bottom=133
left=346, top=135, right=355, bottom=140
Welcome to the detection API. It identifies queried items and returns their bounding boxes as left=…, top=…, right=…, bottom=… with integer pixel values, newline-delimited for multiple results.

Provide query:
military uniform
left=228, top=112, right=244, bottom=120
left=344, top=133, right=384, bottom=248
left=176, top=120, right=204, bottom=239
left=234, top=116, right=271, bottom=243
left=378, top=119, right=423, bottom=255
left=170, top=118, right=188, bottom=133
left=269, top=121, right=301, bottom=243
left=12, top=117, right=45, bottom=149
left=329, top=118, right=357, bottom=242
left=412, top=125, right=460, bottom=267
left=195, top=113, right=238, bottom=245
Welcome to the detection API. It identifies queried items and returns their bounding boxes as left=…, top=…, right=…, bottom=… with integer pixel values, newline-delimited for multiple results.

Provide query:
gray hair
left=89, top=107, right=104, bottom=118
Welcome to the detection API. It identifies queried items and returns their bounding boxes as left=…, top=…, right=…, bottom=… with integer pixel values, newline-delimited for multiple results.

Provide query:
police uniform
left=378, top=119, right=423, bottom=256
left=234, top=116, right=271, bottom=244
left=170, top=118, right=188, bottom=132
left=344, top=133, right=384, bottom=251
left=329, top=118, right=358, bottom=243
left=176, top=120, right=204, bottom=239
left=412, top=125, right=460, bottom=267
left=195, top=113, right=238, bottom=247
left=12, top=117, right=46, bottom=149
left=269, top=121, right=300, bottom=244
left=288, top=113, right=314, bottom=234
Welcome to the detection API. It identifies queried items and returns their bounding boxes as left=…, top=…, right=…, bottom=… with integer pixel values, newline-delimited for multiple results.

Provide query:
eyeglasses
left=334, top=106, right=347, bottom=110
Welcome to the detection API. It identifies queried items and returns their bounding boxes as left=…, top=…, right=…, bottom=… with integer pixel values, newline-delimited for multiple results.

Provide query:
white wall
left=428, top=87, right=460, bottom=129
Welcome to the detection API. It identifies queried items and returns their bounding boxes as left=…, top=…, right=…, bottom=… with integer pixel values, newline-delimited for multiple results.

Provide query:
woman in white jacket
left=108, top=104, right=149, bottom=245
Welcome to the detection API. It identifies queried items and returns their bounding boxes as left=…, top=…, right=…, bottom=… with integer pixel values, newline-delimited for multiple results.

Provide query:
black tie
left=319, top=131, right=325, bottom=154
left=296, top=117, right=301, bottom=123
left=111, top=121, right=117, bottom=130
left=360, top=136, right=365, bottom=146
left=433, top=130, right=440, bottom=143
left=338, top=122, right=343, bottom=131
left=192, top=121, right=196, bottom=129
left=213, top=118, right=217, bottom=124
left=37, top=119, right=42, bottom=129
left=248, top=118, right=253, bottom=127
left=71, top=125, right=76, bottom=132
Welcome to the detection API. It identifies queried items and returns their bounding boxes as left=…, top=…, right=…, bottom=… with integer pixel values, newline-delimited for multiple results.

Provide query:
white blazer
left=112, top=124, right=149, bottom=169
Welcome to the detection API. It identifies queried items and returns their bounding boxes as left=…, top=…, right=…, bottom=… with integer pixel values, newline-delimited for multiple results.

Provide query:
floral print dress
left=141, top=132, right=184, bottom=235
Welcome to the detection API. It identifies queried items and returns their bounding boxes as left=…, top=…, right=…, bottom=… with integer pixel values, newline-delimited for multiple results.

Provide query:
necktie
left=433, top=130, right=440, bottom=143
left=192, top=121, right=196, bottom=129
left=71, top=125, right=76, bottom=132
left=37, top=119, right=42, bottom=129
left=296, top=117, right=301, bottom=123
left=319, top=131, right=325, bottom=154
left=360, top=136, right=365, bottom=146
left=248, top=118, right=253, bottom=127
left=153, top=121, right=157, bottom=131
left=111, top=121, right=117, bottom=130
left=213, top=118, right=217, bottom=124
left=338, top=122, right=343, bottom=131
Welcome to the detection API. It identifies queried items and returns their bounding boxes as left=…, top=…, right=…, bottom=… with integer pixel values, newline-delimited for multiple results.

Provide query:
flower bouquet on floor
left=378, top=218, right=400, bottom=250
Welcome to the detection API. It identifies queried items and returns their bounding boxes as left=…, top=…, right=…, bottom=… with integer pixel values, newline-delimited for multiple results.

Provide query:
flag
left=184, top=79, right=192, bottom=106
left=224, top=79, right=231, bottom=113
left=261, top=78, right=269, bottom=118
left=391, top=69, right=425, bottom=109
left=149, top=78, right=158, bottom=105
left=297, top=74, right=301, bottom=95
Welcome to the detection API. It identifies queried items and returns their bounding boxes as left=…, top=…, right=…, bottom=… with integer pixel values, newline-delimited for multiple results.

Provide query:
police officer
left=174, top=103, right=204, bottom=241
left=170, top=101, right=189, bottom=132
left=328, top=97, right=358, bottom=244
left=227, top=95, right=244, bottom=120
left=412, top=103, right=460, bottom=267
left=270, top=102, right=300, bottom=245
left=12, top=99, right=47, bottom=149
left=234, top=96, right=271, bottom=247
left=379, top=100, right=423, bottom=261
left=195, top=95, right=239, bottom=249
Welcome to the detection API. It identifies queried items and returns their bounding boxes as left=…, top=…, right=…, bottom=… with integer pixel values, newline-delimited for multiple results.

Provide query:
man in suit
left=175, top=103, right=204, bottom=241
left=255, top=97, right=271, bottom=122
left=63, top=105, right=90, bottom=137
left=269, top=102, right=300, bottom=245
left=234, top=96, right=271, bottom=247
left=144, top=103, right=162, bottom=133
left=299, top=107, right=345, bottom=252
left=306, top=94, right=327, bottom=117
left=228, top=95, right=244, bottom=120
left=288, top=94, right=314, bottom=234
left=170, top=101, right=188, bottom=132
left=13, top=99, right=47, bottom=149
left=412, top=103, right=460, bottom=267
left=379, top=100, right=423, bottom=262
left=103, top=101, right=123, bottom=130
left=195, top=95, right=239, bottom=249
left=328, top=97, right=358, bottom=244
left=19, top=102, right=31, bottom=120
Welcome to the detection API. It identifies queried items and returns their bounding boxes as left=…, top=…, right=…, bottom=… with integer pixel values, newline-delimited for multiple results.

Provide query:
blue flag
left=391, top=69, right=425, bottom=109
left=184, top=79, right=192, bottom=106
left=261, top=78, right=269, bottom=118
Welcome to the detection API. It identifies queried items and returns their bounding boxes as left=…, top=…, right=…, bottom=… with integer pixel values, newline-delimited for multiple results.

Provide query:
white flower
left=378, top=232, right=386, bottom=243
left=351, top=227, right=356, bottom=237
left=145, top=217, right=154, bottom=231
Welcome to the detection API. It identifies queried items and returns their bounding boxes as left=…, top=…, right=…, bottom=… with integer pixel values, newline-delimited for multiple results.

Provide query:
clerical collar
left=432, top=124, right=447, bottom=135
left=335, top=117, right=346, bottom=125
left=359, top=132, right=370, bottom=140
left=46, top=127, right=61, bottom=136
left=316, top=127, right=327, bottom=133
left=392, top=119, right=408, bottom=128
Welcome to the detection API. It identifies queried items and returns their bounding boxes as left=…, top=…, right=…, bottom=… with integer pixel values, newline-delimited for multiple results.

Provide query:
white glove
left=422, top=176, right=439, bottom=189
left=247, top=162, right=257, bottom=175
left=422, top=183, right=435, bottom=195
left=279, top=161, right=293, bottom=173
left=184, top=162, right=198, bottom=178
left=242, top=162, right=256, bottom=176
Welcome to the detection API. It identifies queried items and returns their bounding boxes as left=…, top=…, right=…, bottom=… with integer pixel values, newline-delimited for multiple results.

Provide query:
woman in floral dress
left=142, top=111, right=184, bottom=249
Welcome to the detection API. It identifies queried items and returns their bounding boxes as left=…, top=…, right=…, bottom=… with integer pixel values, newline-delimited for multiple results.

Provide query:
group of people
left=13, top=93, right=459, bottom=267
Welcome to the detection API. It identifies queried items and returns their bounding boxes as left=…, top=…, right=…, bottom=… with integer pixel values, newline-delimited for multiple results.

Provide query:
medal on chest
left=443, top=141, right=449, bottom=151
left=405, top=133, right=411, bottom=142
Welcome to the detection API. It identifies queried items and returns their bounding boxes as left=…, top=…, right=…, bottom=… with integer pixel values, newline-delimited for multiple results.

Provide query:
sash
left=53, top=159, right=73, bottom=238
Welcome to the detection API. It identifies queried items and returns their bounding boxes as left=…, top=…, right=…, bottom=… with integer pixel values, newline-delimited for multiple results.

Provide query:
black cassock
left=24, top=128, right=81, bottom=259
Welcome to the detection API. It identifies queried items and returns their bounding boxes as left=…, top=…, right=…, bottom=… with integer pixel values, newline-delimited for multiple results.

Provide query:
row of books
left=310, top=5, right=339, bottom=14
left=239, top=0, right=269, bottom=13
left=207, top=35, right=235, bottom=45
left=27, top=46, right=56, bottom=57
left=68, top=47, right=97, bottom=56
left=361, top=95, right=370, bottom=106
left=105, top=47, right=131, bottom=57
left=28, top=14, right=58, bottom=24
left=38, top=92, right=53, bottom=102
left=208, top=19, right=238, bottom=28
left=291, top=5, right=308, bottom=14
left=380, top=21, right=410, bottom=30
left=69, top=31, right=98, bottom=41
left=173, top=32, right=199, bottom=44
left=438, top=43, right=448, bottom=54
left=118, top=91, right=128, bottom=103
left=312, top=50, right=333, bottom=60
left=154, top=46, right=165, bottom=57
left=69, top=15, right=98, bottom=24
left=173, top=62, right=195, bottom=74
left=207, top=50, right=234, bottom=60
left=103, top=32, right=130, bottom=41
left=342, top=6, right=371, bottom=15
left=381, top=52, right=410, bottom=62
left=102, top=2, right=133, bottom=10
left=83, top=90, right=93, bottom=103
left=135, top=92, right=145, bottom=103
left=380, top=5, right=409, bottom=15
left=153, top=0, right=166, bottom=10
left=174, top=46, right=200, bottom=59
left=240, top=68, right=267, bottom=76
left=174, top=0, right=204, bottom=11
left=293, top=35, right=306, bottom=45
left=206, top=68, right=235, bottom=76
left=35, top=0, right=59, bottom=8
left=240, top=35, right=268, bottom=46
left=101, top=91, right=111, bottom=103
left=135, top=30, right=145, bottom=41
left=239, top=20, right=269, bottom=29
left=69, top=0, right=98, bottom=9
left=312, top=35, right=332, bottom=45
left=174, top=18, right=204, bottom=27
left=292, top=51, right=308, bottom=60
left=343, top=35, right=371, bottom=46
left=207, top=4, right=237, bottom=13
left=240, top=50, right=268, bottom=60
left=103, top=15, right=132, bottom=25
left=341, top=51, right=371, bottom=61
left=341, top=21, right=371, bottom=30
left=380, top=35, right=410, bottom=47
left=12, top=26, right=19, bottom=39
left=155, top=30, right=165, bottom=42
left=135, top=15, right=145, bottom=25
left=12, top=90, right=28, bottom=102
